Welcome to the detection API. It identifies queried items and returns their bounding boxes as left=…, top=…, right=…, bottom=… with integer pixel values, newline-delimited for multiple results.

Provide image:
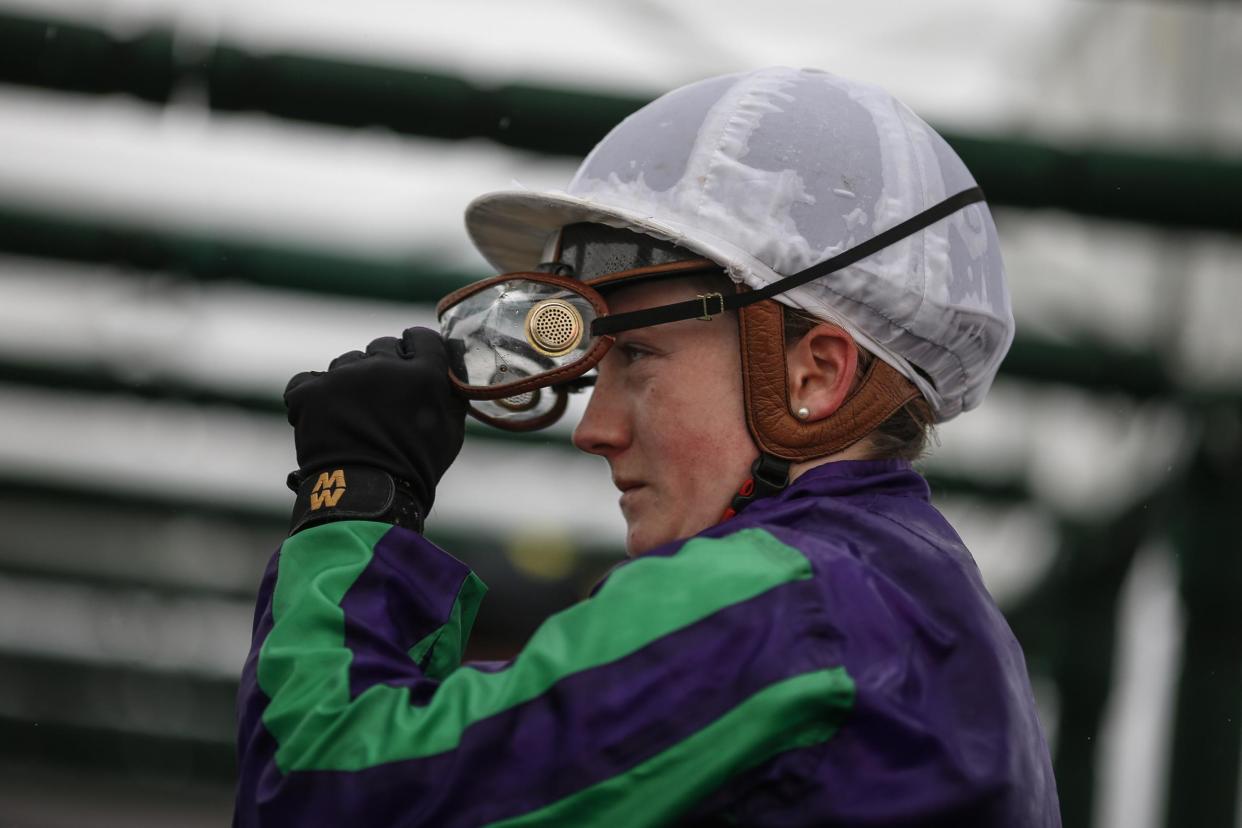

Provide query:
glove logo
left=310, top=469, right=347, bottom=510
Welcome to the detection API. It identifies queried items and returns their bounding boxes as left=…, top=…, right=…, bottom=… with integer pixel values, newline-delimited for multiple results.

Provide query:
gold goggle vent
left=525, top=300, right=584, bottom=357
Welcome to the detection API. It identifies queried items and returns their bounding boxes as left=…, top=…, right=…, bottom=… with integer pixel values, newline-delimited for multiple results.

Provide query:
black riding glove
left=283, top=327, right=467, bottom=536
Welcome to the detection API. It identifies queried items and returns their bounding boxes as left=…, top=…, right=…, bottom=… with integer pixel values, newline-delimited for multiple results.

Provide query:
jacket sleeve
left=233, top=520, right=855, bottom=827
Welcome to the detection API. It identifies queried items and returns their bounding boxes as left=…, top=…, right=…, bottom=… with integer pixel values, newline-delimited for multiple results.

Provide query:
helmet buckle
left=696, top=292, right=725, bottom=321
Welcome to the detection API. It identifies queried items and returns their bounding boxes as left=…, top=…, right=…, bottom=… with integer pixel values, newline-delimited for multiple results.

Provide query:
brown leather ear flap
left=739, top=298, right=921, bottom=462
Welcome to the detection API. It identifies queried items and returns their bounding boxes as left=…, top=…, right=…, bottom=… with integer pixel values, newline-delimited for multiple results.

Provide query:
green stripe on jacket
left=258, top=521, right=822, bottom=773
left=486, top=668, right=854, bottom=827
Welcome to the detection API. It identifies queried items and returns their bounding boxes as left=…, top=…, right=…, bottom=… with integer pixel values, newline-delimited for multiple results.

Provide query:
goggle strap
left=466, top=386, right=570, bottom=432
left=590, top=186, right=985, bottom=337
left=582, top=257, right=721, bottom=288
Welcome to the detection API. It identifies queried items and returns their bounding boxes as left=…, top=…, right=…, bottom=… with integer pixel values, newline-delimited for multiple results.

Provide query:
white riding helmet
left=465, top=66, right=1013, bottom=423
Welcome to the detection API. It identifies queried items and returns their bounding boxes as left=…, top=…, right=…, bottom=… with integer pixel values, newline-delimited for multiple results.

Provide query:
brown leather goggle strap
left=467, top=387, right=569, bottom=432
left=447, top=336, right=612, bottom=402
left=436, top=271, right=609, bottom=317
left=583, top=257, right=723, bottom=289
left=738, top=298, right=921, bottom=462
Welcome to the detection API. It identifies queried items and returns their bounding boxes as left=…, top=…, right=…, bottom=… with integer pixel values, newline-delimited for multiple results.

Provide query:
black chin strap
left=722, top=453, right=792, bottom=521
left=592, top=186, right=985, bottom=337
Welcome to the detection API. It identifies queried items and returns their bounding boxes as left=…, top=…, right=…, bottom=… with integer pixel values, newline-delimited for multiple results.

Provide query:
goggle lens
left=440, top=278, right=603, bottom=393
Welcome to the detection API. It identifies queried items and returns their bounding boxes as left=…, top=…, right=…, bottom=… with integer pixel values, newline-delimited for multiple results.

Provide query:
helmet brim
left=465, top=189, right=739, bottom=278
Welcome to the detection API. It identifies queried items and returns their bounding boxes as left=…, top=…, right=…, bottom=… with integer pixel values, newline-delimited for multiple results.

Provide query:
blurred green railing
left=0, top=202, right=1187, bottom=402
left=2, top=9, right=1241, bottom=233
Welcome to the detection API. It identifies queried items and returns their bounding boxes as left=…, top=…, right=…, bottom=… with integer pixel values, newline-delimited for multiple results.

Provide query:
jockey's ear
left=786, top=322, right=859, bottom=423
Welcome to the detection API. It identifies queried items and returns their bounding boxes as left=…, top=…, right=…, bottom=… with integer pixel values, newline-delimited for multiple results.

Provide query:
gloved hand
left=283, top=327, right=467, bottom=535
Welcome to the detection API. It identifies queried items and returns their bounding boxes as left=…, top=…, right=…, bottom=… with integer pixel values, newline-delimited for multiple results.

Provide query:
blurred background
left=0, top=0, right=1239, bottom=825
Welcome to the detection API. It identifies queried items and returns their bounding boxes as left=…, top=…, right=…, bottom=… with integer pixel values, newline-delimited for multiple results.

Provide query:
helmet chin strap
left=721, top=452, right=792, bottom=522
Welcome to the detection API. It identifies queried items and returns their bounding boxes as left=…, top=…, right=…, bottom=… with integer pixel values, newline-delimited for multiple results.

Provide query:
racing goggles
left=437, top=187, right=985, bottom=431
left=436, top=258, right=722, bottom=430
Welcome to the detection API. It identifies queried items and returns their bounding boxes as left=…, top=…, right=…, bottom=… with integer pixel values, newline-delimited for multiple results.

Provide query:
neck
left=786, top=438, right=877, bottom=484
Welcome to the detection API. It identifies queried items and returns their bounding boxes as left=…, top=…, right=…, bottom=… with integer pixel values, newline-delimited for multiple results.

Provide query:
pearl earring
left=796, top=407, right=811, bottom=420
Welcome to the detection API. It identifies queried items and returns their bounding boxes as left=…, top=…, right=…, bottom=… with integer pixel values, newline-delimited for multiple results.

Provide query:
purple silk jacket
left=235, top=459, right=1061, bottom=826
